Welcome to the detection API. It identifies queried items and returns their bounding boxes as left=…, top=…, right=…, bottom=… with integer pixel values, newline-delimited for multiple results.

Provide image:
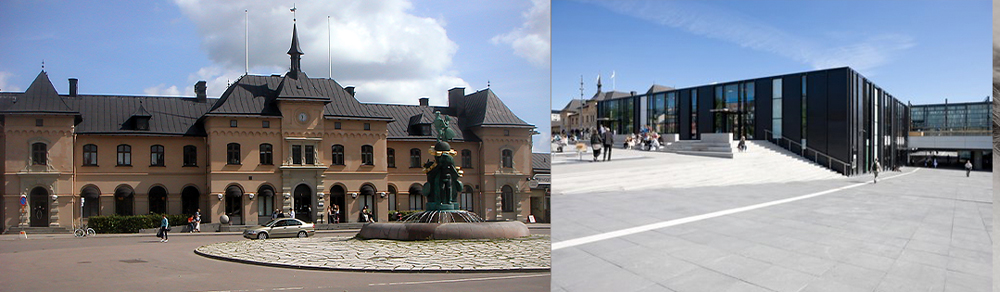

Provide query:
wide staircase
left=735, top=140, right=844, bottom=181
left=658, top=133, right=734, bottom=158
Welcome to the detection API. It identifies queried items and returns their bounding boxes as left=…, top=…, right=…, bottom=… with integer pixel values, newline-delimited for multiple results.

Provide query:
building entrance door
left=29, top=187, right=48, bottom=227
left=225, top=186, right=243, bottom=225
left=181, top=186, right=200, bottom=216
left=329, top=185, right=345, bottom=223
left=293, top=184, right=312, bottom=222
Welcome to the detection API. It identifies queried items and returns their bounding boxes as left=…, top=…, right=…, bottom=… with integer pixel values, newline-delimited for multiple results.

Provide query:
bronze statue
left=421, top=112, right=463, bottom=210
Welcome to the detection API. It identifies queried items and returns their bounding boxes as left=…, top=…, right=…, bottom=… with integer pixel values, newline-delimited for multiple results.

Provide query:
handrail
left=762, top=129, right=851, bottom=175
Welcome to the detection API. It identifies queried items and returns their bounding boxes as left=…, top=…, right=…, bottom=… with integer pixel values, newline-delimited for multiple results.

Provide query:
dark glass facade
left=910, top=101, right=991, bottom=134
left=597, top=67, right=908, bottom=175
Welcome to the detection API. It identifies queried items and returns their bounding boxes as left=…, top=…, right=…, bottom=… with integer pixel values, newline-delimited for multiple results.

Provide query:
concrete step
left=5, top=226, right=73, bottom=235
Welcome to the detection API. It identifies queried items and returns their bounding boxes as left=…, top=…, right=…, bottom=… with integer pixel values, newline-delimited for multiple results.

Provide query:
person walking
left=871, top=159, right=881, bottom=184
left=159, top=215, right=169, bottom=243
left=590, top=128, right=602, bottom=162
left=965, top=160, right=973, bottom=177
left=194, top=209, right=201, bottom=232
left=332, top=205, right=340, bottom=224
left=272, top=209, right=279, bottom=220
left=289, top=209, right=296, bottom=220
left=602, top=126, right=614, bottom=161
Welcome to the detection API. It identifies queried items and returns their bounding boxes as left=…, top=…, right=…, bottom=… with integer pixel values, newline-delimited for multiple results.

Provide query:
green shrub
left=88, top=213, right=193, bottom=233
left=388, top=210, right=421, bottom=221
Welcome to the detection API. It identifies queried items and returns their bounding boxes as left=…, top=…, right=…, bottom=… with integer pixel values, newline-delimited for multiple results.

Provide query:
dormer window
left=136, top=117, right=150, bottom=131
left=422, top=125, right=432, bottom=136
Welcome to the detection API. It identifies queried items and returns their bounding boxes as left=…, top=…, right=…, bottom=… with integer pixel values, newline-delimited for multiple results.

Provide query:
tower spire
left=288, top=23, right=304, bottom=76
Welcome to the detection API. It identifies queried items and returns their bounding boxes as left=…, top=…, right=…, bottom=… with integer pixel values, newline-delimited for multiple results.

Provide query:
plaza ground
left=0, top=227, right=550, bottom=292
left=552, top=148, right=991, bottom=292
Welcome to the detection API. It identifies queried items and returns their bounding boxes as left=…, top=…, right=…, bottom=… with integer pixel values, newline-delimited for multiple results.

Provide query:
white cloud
left=596, top=1, right=914, bottom=72
left=171, top=0, right=468, bottom=103
left=143, top=84, right=183, bottom=96
left=491, top=0, right=550, bottom=68
left=0, top=71, right=22, bottom=92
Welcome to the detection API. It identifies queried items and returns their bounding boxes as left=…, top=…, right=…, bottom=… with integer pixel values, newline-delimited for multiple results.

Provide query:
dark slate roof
left=561, top=99, right=582, bottom=113
left=647, top=84, right=675, bottom=94
left=459, top=89, right=533, bottom=128
left=407, top=112, right=433, bottom=127
left=365, top=103, right=469, bottom=141
left=531, top=153, right=550, bottom=171
left=65, top=95, right=213, bottom=136
left=590, top=90, right=631, bottom=101
left=209, top=73, right=390, bottom=120
left=1, top=71, right=77, bottom=114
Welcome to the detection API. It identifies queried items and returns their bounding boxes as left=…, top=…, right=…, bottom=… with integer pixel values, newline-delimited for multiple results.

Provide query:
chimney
left=419, top=97, right=429, bottom=107
left=630, top=91, right=637, bottom=96
left=345, top=86, right=355, bottom=96
left=448, top=87, right=465, bottom=116
left=68, top=78, right=78, bottom=97
left=195, top=81, right=207, bottom=102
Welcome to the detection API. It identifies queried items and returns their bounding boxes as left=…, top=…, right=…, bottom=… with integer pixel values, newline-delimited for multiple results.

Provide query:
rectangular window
left=504, top=130, right=510, bottom=136
left=117, top=145, right=132, bottom=166
left=262, top=121, right=270, bottom=128
left=772, top=78, right=782, bottom=139
left=292, top=145, right=302, bottom=164
left=364, top=123, right=371, bottom=130
left=230, top=120, right=238, bottom=128
left=183, top=145, right=197, bottom=166
left=304, top=145, right=315, bottom=164
left=691, top=90, right=698, bottom=139
left=35, top=119, right=43, bottom=127
left=665, top=92, right=677, bottom=134
left=83, top=144, right=98, bottom=166
left=801, top=76, right=807, bottom=148
left=743, top=82, right=755, bottom=139
left=31, top=143, right=47, bottom=165
left=334, top=122, right=342, bottom=129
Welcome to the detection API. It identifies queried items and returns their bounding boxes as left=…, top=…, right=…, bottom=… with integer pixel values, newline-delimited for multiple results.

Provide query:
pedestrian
left=360, top=205, right=371, bottom=222
left=159, top=214, right=169, bottom=243
left=602, top=126, right=614, bottom=161
left=289, top=209, right=296, bottom=220
left=194, top=209, right=201, bottom=232
left=590, top=128, right=602, bottom=162
left=933, top=158, right=938, bottom=168
left=187, top=215, right=195, bottom=233
left=871, top=159, right=881, bottom=184
left=965, top=160, right=972, bottom=177
left=738, top=135, right=747, bottom=152
left=272, top=208, right=279, bottom=219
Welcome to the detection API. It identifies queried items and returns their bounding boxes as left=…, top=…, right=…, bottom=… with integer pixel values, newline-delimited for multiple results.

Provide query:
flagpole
left=245, top=9, right=249, bottom=75
left=328, top=16, right=332, bottom=78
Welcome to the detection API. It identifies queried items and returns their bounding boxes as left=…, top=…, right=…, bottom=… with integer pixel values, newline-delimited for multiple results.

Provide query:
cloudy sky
left=554, top=0, right=991, bottom=110
left=0, top=0, right=551, bottom=151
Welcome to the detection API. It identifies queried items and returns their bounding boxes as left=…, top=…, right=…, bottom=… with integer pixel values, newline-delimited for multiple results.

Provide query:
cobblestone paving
left=195, top=235, right=550, bottom=272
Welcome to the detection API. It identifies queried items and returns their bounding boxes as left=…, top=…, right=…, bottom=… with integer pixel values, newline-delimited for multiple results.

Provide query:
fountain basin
left=357, top=221, right=530, bottom=241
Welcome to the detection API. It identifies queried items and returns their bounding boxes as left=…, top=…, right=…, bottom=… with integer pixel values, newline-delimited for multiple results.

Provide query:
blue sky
left=0, top=0, right=551, bottom=151
left=553, top=0, right=991, bottom=110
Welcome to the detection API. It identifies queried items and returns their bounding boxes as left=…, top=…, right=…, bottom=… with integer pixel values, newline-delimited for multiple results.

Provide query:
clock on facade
left=298, top=112, right=308, bottom=122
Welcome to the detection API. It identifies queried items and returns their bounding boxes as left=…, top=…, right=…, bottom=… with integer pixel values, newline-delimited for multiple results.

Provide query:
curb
left=193, top=245, right=551, bottom=274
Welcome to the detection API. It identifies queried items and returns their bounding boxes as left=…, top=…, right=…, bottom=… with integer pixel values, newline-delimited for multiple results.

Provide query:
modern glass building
left=597, top=67, right=909, bottom=175
left=908, top=99, right=992, bottom=169
left=910, top=101, right=991, bottom=134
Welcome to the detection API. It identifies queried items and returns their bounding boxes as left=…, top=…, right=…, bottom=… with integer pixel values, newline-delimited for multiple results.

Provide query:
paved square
left=552, top=149, right=991, bottom=292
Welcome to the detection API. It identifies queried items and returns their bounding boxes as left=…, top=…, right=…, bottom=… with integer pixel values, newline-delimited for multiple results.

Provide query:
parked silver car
left=243, top=218, right=315, bottom=240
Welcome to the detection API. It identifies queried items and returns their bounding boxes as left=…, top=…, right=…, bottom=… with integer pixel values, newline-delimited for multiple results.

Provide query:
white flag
left=611, top=70, right=615, bottom=79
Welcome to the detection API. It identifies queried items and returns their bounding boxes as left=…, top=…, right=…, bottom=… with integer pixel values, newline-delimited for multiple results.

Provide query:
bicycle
left=74, top=223, right=96, bottom=237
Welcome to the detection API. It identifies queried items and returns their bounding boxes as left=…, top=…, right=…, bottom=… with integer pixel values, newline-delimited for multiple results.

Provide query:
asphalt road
left=0, top=229, right=550, bottom=292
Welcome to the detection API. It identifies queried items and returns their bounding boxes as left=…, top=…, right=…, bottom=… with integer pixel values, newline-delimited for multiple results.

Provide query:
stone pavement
left=552, top=153, right=991, bottom=291
left=195, top=235, right=551, bottom=272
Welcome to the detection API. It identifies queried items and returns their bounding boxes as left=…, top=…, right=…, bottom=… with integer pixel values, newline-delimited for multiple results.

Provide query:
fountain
left=357, top=112, right=530, bottom=240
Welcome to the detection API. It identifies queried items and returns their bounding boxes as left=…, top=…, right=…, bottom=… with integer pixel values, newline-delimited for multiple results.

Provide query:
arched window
left=227, top=143, right=241, bottom=164
left=183, top=145, right=197, bottom=166
left=387, top=185, right=397, bottom=211
left=150, top=145, right=165, bottom=166
left=257, top=185, right=275, bottom=217
left=115, top=185, right=135, bottom=216
left=83, top=144, right=98, bottom=166
left=148, top=186, right=167, bottom=214
left=387, top=148, right=396, bottom=168
left=501, top=149, right=514, bottom=168
left=81, top=186, right=100, bottom=217
left=117, top=144, right=132, bottom=166
left=361, top=145, right=374, bottom=165
left=331, top=145, right=345, bottom=165
left=409, top=148, right=421, bottom=168
left=259, top=144, right=273, bottom=165
left=460, top=185, right=474, bottom=211
left=31, top=142, right=47, bottom=165
left=461, top=149, right=473, bottom=168
left=408, top=184, right=424, bottom=210
left=501, top=185, right=515, bottom=212
left=359, top=184, right=377, bottom=220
